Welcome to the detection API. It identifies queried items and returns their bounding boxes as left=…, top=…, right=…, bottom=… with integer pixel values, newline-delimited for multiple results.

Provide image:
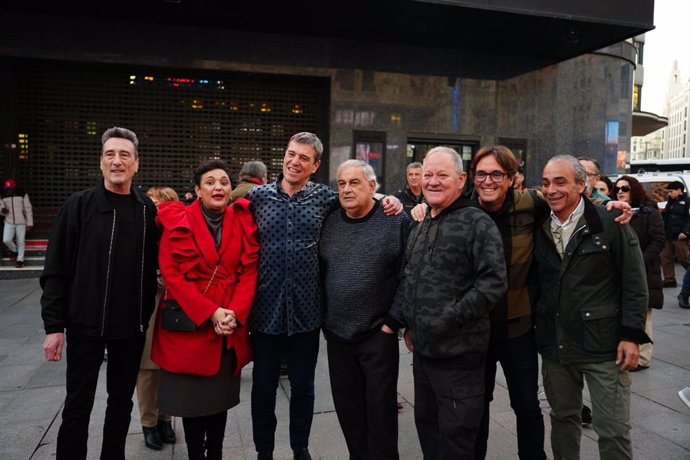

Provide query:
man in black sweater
left=319, top=159, right=410, bottom=460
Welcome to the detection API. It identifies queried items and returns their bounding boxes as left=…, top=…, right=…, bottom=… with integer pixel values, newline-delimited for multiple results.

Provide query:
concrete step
left=1, top=256, right=45, bottom=267
left=0, top=239, right=46, bottom=278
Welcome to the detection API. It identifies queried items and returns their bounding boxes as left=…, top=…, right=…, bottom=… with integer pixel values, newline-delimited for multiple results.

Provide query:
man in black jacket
left=393, top=161, right=424, bottom=218
left=40, top=127, right=158, bottom=460
left=660, top=181, right=690, bottom=287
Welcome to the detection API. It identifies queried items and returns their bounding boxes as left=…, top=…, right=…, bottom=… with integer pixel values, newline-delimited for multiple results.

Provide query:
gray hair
left=548, top=155, right=587, bottom=183
left=289, top=132, right=324, bottom=162
left=101, top=127, right=139, bottom=158
left=424, top=146, right=463, bottom=173
left=407, top=162, right=423, bottom=171
left=337, top=159, right=378, bottom=185
left=239, top=160, right=268, bottom=181
left=577, top=156, right=601, bottom=175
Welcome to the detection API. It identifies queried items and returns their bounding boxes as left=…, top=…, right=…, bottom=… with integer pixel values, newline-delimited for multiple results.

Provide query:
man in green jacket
left=535, top=155, right=650, bottom=460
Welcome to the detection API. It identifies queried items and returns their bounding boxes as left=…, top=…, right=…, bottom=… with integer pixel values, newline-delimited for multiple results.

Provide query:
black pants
left=182, top=411, right=228, bottom=460
left=251, top=329, right=320, bottom=453
left=57, top=333, right=145, bottom=460
left=327, top=330, right=400, bottom=460
left=475, top=333, right=546, bottom=459
left=413, top=352, right=485, bottom=460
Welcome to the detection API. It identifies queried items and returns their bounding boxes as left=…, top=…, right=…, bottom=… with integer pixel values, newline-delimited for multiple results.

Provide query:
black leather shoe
left=143, top=425, right=162, bottom=450
left=158, top=420, right=176, bottom=444
left=293, top=447, right=312, bottom=460
left=257, top=453, right=273, bottom=460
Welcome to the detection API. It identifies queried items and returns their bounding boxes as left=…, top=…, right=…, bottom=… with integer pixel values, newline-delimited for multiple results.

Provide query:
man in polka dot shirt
left=246, top=132, right=402, bottom=460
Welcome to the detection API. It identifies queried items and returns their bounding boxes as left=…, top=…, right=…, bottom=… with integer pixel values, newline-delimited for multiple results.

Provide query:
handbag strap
left=163, top=263, right=220, bottom=299
left=203, top=264, right=220, bottom=295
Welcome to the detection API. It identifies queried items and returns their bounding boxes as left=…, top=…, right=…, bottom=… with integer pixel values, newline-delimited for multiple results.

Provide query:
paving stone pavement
left=1, top=277, right=689, bottom=459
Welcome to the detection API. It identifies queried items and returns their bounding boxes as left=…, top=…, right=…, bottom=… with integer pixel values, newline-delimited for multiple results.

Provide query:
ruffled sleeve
left=156, top=201, right=199, bottom=275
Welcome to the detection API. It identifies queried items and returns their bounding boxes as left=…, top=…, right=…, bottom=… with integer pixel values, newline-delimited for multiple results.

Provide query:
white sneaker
left=679, top=387, right=690, bottom=409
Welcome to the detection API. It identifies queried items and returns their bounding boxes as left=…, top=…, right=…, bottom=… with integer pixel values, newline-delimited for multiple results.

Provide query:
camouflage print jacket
left=402, top=197, right=507, bottom=359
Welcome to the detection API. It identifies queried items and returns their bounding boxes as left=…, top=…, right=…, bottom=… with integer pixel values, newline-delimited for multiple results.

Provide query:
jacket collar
left=581, top=196, right=604, bottom=234
left=541, top=195, right=603, bottom=236
left=95, top=180, right=146, bottom=213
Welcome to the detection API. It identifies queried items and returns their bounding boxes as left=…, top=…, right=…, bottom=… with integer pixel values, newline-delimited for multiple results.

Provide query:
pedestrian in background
left=660, top=181, right=690, bottom=287
left=136, top=186, right=179, bottom=451
left=1, top=178, right=33, bottom=268
left=393, top=161, right=424, bottom=218
left=40, top=126, right=159, bottom=460
left=614, top=176, right=664, bottom=371
left=230, top=160, right=268, bottom=203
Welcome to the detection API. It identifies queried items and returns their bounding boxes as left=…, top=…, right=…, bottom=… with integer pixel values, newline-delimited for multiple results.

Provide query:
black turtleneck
left=200, top=202, right=224, bottom=247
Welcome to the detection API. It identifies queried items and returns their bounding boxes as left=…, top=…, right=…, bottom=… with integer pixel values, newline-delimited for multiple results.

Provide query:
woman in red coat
left=151, top=159, right=259, bottom=460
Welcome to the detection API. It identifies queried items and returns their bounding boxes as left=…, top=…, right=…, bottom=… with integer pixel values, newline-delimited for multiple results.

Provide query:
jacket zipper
left=139, top=205, right=146, bottom=332
left=101, top=210, right=117, bottom=336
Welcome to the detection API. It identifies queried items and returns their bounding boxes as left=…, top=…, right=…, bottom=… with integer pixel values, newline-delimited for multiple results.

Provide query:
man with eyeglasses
left=536, top=155, right=649, bottom=460
left=577, top=157, right=610, bottom=203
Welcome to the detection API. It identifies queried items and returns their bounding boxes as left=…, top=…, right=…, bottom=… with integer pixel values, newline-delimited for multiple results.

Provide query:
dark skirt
left=157, top=348, right=240, bottom=417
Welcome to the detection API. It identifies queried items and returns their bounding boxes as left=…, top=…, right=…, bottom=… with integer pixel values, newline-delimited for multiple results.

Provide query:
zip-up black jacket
left=662, top=194, right=690, bottom=239
left=40, top=181, right=158, bottom=337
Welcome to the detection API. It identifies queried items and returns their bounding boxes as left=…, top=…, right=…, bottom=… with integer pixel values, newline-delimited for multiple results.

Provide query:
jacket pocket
left=580, top=307, right=619, bottom=353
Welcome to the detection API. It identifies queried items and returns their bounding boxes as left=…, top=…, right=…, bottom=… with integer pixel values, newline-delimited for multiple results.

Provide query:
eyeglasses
left=474, top=171, right=507, bottom=182
left=585, top=172, right=599, bottom=178
left=613, top=185, right=630, bottom=193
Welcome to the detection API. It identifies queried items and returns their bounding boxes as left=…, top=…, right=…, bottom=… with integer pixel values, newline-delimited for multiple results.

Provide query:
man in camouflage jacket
left=401, top=147, right=507, bottom=459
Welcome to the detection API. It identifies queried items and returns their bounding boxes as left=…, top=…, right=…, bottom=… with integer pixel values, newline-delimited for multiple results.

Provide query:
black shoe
left=581, top=405, right=592, bottom=426
left=663, top=279, right=678, bottom=288
left=257, top=453, right=273, bottom=460
left=293, top=447, right=312, bottom=460
left=679, top=290, right=690, bottom=309
left=15, top=260, right=24, bottom=268
left=158, top=420, right=176, bottom=444
left=143, top=426, right=163, bottom=450
left=629, top=365, right=649, bottom=372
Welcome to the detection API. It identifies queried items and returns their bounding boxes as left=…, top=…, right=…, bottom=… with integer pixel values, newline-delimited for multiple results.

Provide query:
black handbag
left=161, top=299, right=197, bottom=331
left=161, top=264, right=219, bottom=332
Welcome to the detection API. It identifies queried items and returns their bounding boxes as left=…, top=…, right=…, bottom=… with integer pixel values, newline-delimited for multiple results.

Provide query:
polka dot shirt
left=247, top=177, right=338, bottom=335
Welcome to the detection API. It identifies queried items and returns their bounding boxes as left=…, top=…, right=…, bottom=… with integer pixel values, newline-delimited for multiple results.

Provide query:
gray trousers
left=541, top=357, right=632, bottom=460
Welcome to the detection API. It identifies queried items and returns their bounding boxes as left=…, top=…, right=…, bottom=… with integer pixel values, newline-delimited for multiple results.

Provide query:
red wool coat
left=151, top=199, right=259, bottom=376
